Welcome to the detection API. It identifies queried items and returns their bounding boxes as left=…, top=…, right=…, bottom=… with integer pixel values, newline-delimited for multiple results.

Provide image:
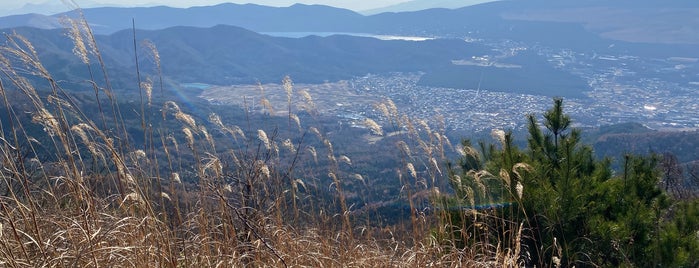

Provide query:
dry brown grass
left=0, top=12, right=527, bottom=268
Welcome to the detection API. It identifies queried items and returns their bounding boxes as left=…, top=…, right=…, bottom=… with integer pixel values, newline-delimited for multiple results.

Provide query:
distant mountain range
left=0, top=1, right=93, bottom=17
left=1, top=1, right=698, bottom=45
left=7, top=23, right=594, bottom=97
left=1, top=0, right=697, bottom=98
left=6, top=25, right=487, bottom=86
left=361, top=0, right=498, bottom=15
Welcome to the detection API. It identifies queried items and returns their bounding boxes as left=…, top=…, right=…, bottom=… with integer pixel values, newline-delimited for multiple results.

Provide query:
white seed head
left=66, top=18, right=89, bottom=64
left=257, top=160, right=271, bottom=179
left=293, top=179, right=306, bottom=190
left=396, top=141, right=411, bottom=156
left=171, top=173, right=181, bottom=184
left=142, top=39, right=161, bottom=70
left=122, top=192, right=144, bottom=206
left=516, top=181, right=524, bottom=199
left=32, top=108, right=59, bottom=137
left=430, top=157, right=442, bottom=176
left=491, top=129, right=506, bottom=146
left=290, top=113, right=301, bottom=130
left=339, top=155, right=352, bottom=165
left=282, top=139, right=296, bottom=153
left=124, top=173, right=136, bottom=186
left=231, top=125, right=245, bottom=140
left=260, top=97, right=274, bottom=114
left=306, top=146, right=318, bottom=164
left=257, top=129, right=271, bottom=150
left=200, top=125, right=213, bottom=147
left=375, top=102, right=390, bottom=118
left=299, top=90, right=314, bottom=105
left=512, top=162, right=533, bottom=180
left=133, top=150, right=147, bottom=160
left=352, top=174, right=364, bottom=184
left=175, top=111, right=197, bottom=129
left=163, top=101, right=181, bottom=113
left=417, top=119, right=431, bottom=134
left=407, top=163, right=417, bottom=179
left=141, top=79, right=153, bottom=105
left=386, top=99, right=398, bottom=117
left=309, top=127, right=322, bottom=140
left=363, top=118, right=383, bottom=136
left=182, top=128, right=194, bottom=149
left=167, top=135, right=179, bottom=152
left=283, top=75, right=293, bottom=102
left=500, top=168, right=511, bottom=186
left=209, top=113, right=224, bottom=128
left=203, top=154, right=223, bottom=177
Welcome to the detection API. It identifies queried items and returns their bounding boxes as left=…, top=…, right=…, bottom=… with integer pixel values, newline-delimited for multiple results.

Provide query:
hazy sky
left=4, top=0, right=410, bottom=11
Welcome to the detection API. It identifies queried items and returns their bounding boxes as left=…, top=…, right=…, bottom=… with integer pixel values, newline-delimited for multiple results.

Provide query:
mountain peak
left=362, top=0, right=497, bottom=15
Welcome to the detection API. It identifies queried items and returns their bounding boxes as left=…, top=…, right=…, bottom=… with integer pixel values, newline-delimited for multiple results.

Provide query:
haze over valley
left=3, top=0, right=698, bottom=138
left=2, top=1, right=699, bottom=266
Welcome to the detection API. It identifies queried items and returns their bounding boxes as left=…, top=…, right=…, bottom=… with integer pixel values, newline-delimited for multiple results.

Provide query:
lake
left=261, top=32, right=434, bottom=41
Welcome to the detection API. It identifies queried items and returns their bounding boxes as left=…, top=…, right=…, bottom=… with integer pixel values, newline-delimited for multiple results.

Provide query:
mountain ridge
left=3, top=24, right=593, bottom=97
left=2, top=1, right=698, bottom=45
left=362, top=0, right=497, bottom=15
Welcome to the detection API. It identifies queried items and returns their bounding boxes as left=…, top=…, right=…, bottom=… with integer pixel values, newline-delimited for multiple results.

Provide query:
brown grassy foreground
left=0, top=13, right=526, bottom=267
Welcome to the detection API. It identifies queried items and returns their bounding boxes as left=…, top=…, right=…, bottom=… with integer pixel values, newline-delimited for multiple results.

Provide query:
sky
left=2, top=0, right=410, bottom=12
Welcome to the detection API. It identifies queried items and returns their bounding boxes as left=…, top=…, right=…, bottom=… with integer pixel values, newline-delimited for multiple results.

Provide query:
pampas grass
left=364, top=118, right=384, bottom=136
left=0, top=9, right=535, bottom=268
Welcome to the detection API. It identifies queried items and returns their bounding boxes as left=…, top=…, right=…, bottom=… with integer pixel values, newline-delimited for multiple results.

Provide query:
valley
left=197, top=37, right=699, bottom=135
left=1, top=1, right=699, bottom=266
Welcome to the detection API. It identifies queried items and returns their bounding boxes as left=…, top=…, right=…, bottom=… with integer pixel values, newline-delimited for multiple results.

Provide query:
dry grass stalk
left=364, top=118, right=384, bottom=136
left=0, top=14, right=534, bottom=267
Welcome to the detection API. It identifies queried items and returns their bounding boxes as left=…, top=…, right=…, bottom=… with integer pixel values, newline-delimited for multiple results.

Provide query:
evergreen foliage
left=443, top=98, right=699, bottom=267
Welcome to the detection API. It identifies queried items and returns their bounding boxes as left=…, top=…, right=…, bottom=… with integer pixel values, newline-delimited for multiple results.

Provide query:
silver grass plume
left=363, top=118, right=383, bottom=136
left=257, top=129, right=271, bottom=150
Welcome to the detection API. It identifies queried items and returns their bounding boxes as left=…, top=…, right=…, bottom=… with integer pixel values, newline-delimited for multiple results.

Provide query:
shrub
left=442, top=98, right=699, bottom=267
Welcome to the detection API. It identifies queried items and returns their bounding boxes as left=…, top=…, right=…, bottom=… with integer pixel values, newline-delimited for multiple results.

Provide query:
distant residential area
left=201, top=39, right=699, bottom=134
